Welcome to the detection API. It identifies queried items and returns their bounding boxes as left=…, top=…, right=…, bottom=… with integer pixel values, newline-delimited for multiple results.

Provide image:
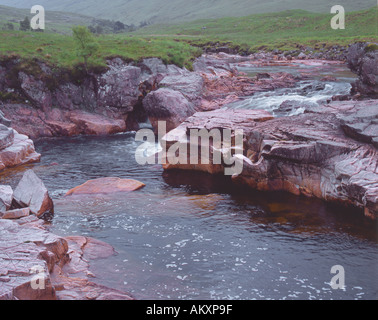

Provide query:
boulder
left=65, top=177, right=145, bottom=197
left=143, top=88, right=196, bottom=133
left=159, top=72, right=204, bottom=106
left=13, top=170, right=54, bottom=218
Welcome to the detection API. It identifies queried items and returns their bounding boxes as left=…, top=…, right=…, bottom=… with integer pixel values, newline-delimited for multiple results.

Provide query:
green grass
left=0, top=31, right=203, bottom=70
left=0, top=7, right=376, bottom=75
left=135, top=7, right=378, bottom=52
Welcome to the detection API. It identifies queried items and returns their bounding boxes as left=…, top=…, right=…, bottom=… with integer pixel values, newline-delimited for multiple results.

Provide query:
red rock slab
left=65, top=177, right=145, bottom=197
left=69, top=110, right=126, bottom=136
left=45, top=121, right=80, bottom=137
left=1, top=207, right=30, bottom=220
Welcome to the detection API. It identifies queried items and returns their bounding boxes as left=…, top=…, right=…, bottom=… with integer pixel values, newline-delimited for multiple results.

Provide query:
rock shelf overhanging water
left=162, top=100, right=378, bottom=219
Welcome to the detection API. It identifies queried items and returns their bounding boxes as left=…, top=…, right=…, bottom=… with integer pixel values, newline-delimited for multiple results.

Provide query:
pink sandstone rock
left=65, top=177, right=145, bottom=197
left=0, top=130, right=41, bottom=171
left=161, top=101, right=378, bottom=219
left=0, top=219, right=133, bottom=300
left=13, top=170, right=54, bottom=218
left=1, top=207, right=30, bottom=220
left=68, top=110, right=126, bottom=136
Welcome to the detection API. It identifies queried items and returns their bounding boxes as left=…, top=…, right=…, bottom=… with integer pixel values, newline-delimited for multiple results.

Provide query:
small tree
left=19, top=17, right=30, bottom=31
left=5, top=22, right=14, bottom=30
left=72, top=26, right=99, bottom=70
left=113, top=21, right=125, bottom=33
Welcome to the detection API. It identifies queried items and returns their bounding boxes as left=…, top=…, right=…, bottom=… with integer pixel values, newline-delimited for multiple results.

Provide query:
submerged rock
left=65, top=177, right=145, bottom=197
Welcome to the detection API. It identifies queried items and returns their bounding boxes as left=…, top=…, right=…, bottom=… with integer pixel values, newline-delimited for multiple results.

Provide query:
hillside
left=0, top=0, right=376, bottom=25
left=0, top=5, right=111, bottom=34
left=135, top=7, right=378, bottom=51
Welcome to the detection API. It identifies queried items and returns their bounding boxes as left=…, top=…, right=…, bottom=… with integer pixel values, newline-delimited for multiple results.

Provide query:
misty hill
left=0, top=4, right=136, bottom=34
left=0, top=0, right=376, bottom=25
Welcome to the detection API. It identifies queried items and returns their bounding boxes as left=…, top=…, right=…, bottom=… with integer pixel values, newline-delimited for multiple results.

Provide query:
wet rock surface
left=0, top=219, right=133, bottom=300
left=0, top=126, right=40, bottom=172
left=162, top=100, right=378, bottom=219
left=0, top=172, right=133, bottom=300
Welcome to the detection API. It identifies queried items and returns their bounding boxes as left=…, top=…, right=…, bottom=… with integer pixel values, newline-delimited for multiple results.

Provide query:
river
left=1, top=61, right=377, bottom=300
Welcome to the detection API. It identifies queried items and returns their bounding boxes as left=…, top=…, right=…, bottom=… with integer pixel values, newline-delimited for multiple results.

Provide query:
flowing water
left=1, top=61, right=377, bottom=300
left=225, top=61, right=357, bottom=116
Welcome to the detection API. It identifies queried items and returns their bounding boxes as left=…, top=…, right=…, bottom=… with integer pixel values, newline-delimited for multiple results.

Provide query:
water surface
left=1, top=133, right=376, bottom=300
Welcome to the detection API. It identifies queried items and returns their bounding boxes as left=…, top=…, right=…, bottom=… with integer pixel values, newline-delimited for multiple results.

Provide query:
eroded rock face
left=0, top=125, right=14, bottom=150
left=161, top=100, right=378, bottom=219
left=0, top=110, right=11, bottom=127
left=13, top=170, right=54, bottom=218
left=0, top=185, right=13, bottom=212
left=97, top=63, right=142, bottom=113
left=347, top=43, right=378, bottom=97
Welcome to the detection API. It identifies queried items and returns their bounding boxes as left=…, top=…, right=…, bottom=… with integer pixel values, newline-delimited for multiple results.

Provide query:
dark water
left=1, top=134, right=377, bottom=300
left=1, top=62, right=377, bottom=300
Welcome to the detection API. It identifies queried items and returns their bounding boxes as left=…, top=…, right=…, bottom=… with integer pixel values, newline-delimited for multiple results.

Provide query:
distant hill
left=0, top=5, right=135, bottom=34
left=0, top=0, right=376, bottom=25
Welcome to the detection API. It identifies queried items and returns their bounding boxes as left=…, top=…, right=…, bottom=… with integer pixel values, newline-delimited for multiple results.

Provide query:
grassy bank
left=0, top=7, right=376, bottom=72
left=135, top=7, right=378, bottom=52
left=0, top=30, right=202, bottom=70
